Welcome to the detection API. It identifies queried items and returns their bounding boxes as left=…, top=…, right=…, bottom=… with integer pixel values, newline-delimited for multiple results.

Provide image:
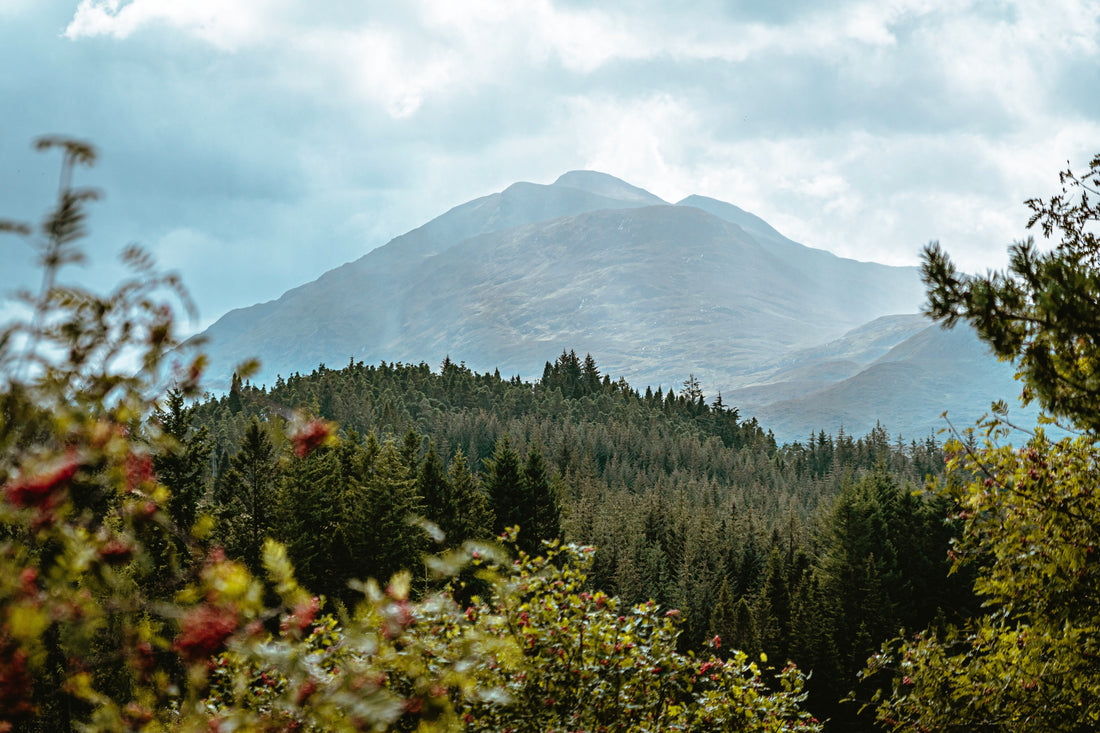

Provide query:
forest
left=185, top=349, right=968, bottom=729
left=2, top=137, right=1100, bottom=733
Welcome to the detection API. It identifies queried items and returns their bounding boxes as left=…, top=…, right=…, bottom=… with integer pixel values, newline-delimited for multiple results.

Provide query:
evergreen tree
left=519, top=443, right=560, bottom=554
left=758, top=547, right=791, bottom=662
left=277, top=445, right=343, bottom=600
left=730, top=597, right=760, bottom=659
left=581, top=353, right=601, bottom=394
left=336, top=440, right=426, bottom=598
left=217, top=418, right=279, bottom=570
left=444, top=448, right=494, bottom=544
left=417, top=442, right=449, bottom=527
left=708, top=581, right=739, bottom=658
left=400, top=427, right=423, bottom=480
left=227, top=371, right=243, bottom=414
left=484, top=435, right=524, bottom=536
left=367, top=440, right=426, bottom=582
left=153, top=387, right=211, bottom=532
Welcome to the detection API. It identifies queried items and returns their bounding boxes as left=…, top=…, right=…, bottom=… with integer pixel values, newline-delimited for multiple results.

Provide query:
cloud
left=64, top=0, right=290, bottom=49
left=0, top=0, right=1088, bottom=329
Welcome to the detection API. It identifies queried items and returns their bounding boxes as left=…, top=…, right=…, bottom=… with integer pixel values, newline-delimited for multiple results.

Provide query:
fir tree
left=444, top=448, right=494, bottom=544
left=153, top=387, right=211, bottom=532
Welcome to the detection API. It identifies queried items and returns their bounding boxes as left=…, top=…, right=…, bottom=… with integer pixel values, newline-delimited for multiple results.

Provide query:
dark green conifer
left=444, top=448, right=494, bottom=544
left=278, top=445, right=343, bottom=600
left=217, top=418, right=279, bottom=570
left=520, top=443, right=560, bottom=554
left=153, top=387, right=211, bottom=531
left=758, top=547, right=791, bottom=661
left=484, top=435, right=523, bottom=536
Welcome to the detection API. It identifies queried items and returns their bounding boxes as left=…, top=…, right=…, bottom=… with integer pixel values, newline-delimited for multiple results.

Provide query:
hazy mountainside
left=197, top=170, right=1032, bottom=442
left=198, top=172, right=662, bottom=370
left=728, top=318, right=1046, bottom=441
left=199, top=171, right=921, bottom=388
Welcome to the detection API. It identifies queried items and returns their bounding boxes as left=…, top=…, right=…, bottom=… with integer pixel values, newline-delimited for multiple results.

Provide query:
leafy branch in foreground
left=922, top=153, right=1100, bottom=432
left=866, top=154, right=1100, bottom=731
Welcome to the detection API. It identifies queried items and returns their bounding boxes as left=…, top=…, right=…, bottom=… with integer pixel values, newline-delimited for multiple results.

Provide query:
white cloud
left=64, top=0, right=288, bottom=49
left=34, top=0, right=1100, bottom=318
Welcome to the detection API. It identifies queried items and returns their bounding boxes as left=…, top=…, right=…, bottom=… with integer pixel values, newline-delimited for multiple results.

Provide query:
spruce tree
left=278, top=445, right=343, bottom=600
left=730, top=597, right=760, bottom=659
left=153, top=387, right=211, bottom=532
left=365, top=440, right=426, bottom=583
left=758, top=547, right=791, bottom=662
left=484, top=435, right=523, bottom=536
left=444, top=448, right=494, bottom=544
left=417, top=442, right=449, bottom=528
left=217, top=418, right=279, bottom=571
left=520, top=443, right=560, bottom=554
left=709, top=581, right=738, bottom=658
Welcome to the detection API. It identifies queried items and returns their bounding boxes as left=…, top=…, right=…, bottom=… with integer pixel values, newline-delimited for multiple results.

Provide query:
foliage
left=922, top=154, right=1100, bottom=432
left=866, top=154, right=1100, bottom=731
left=866, top=430, right=1100, bottom=731
left=464, top=534, right=821, bottom=732
left=209, top=535, right=822, bottom=733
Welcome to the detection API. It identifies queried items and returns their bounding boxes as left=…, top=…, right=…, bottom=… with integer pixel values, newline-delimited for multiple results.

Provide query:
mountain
left=196, top=170, right=1033, bottom=442
left=726, top=318, right=1044, bottom=441
left=198, top=171, right=922, bottom=389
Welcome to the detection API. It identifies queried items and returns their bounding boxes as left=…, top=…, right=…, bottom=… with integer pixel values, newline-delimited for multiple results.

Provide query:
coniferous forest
left=5, top=138, right=1100, bottom=733
left=187, top=350, right=970, bottom=729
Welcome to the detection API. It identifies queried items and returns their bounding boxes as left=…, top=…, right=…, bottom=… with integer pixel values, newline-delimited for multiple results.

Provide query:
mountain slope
left=193, top=170, right=1055, bottom=442
left=731, top=322, right=1043, bottom=442
left=197, top=173, right=925, bottom=399
left=199, top=173, right=666, bottom=380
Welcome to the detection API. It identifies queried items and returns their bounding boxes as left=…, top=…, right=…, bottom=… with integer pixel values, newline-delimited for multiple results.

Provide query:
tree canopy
left=867, top=154, right=1100, bottom=731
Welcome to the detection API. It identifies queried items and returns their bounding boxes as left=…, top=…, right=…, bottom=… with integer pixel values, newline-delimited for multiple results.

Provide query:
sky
left=1, top=0, right=1098, bottom=332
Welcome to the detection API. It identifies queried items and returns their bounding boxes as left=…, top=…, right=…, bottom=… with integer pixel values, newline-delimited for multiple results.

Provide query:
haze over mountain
left=197, top=171, right=1032, bottom=442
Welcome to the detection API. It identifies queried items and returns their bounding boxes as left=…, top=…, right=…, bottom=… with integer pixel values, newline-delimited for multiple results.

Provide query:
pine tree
left=153, top=387, right=211, bottom=532
left=368, top=441, right=426, bottom=582
left=336, top=440, right=426, bottom=595
left=227, top=371, right=243, bottom=414
left=582, top=353, right=602, bottom=394
left=417, top=442, right=449, bottom=528
left=758, top=547, right=791, bottom=662
left=730, top=597, right=760, bottom=659
left=277, top=445, right=343, bottom=600
left=709, top=581, right=739, bottom=658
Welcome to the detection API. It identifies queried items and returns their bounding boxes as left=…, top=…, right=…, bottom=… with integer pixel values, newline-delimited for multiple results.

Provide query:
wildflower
left=125, top=452, right=154, bottom=492
left=100, top=538, right=133, bottom=565
left=282, top=597, right=320, bottom=634
left=290, top=418, right=331, bottom=458
left=175, top=604, right=238, bottom=663
left=4, top=453, right=80, bottom=508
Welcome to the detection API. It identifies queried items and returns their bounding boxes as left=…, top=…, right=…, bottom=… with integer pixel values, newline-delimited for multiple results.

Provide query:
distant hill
left=195, top=171, right=1039, bottom=443
left=727, top=318, right=1044, bottom=441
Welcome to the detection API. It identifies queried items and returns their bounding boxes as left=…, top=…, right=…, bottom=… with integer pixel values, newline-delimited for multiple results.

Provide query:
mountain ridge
left=195, top=170, right=1030, bottom=442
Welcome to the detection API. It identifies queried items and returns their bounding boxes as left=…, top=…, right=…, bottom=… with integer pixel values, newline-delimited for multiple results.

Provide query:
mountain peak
left=552, top=170, right=666, bottom=205
left=676, top=194, right=790, bottom=245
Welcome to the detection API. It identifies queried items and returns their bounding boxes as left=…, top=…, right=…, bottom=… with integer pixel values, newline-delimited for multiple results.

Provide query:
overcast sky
left=2, top=0, right=1098, bottom=331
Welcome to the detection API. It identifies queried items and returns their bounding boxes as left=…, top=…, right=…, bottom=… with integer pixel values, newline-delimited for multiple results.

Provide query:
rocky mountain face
left=198, top=170, right=1034, bottom=443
